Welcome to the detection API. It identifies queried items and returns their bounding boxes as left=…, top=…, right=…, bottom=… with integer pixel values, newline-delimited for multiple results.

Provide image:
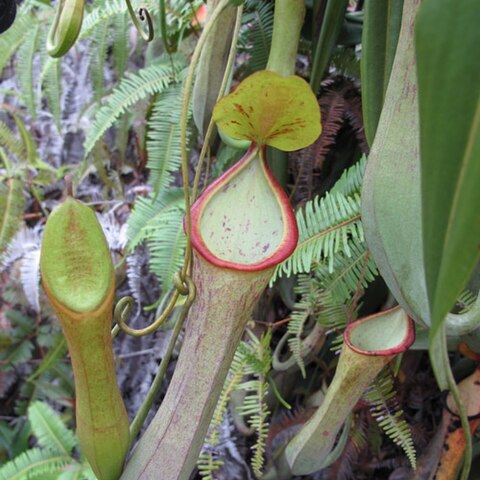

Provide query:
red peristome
left=344, top=306, right=416, bottom=357
left=188, top=144, right=298, bottom=272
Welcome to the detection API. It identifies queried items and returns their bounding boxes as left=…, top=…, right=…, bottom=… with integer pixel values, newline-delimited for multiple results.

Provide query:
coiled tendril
left=125, top=0, right=154, bottom=42
left=114, top=272, right=195, bottom=337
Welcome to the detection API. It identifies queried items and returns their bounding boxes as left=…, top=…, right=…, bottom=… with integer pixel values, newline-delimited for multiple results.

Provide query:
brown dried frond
left=289, top=77, right=368, bottom=205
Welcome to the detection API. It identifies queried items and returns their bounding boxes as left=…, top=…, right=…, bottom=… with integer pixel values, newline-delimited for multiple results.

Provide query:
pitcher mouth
left=344, top=306, right=416, bottom=356
left=189, top=144, right=298, bottom=272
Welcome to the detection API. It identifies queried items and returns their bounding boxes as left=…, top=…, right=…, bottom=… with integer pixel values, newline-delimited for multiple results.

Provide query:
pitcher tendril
left=125, top=0, right=154, bottom=42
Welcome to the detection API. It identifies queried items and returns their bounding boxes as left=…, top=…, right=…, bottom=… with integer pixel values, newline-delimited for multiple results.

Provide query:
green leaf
left=415, top=0, right=480, bottom=336
left=309, top=0, right=349, bottom=94
left=28, top=401, right=78, bottom=456
left=213, top=70, right=321, bottom=151
left=361, top=0, right=404, bottom=146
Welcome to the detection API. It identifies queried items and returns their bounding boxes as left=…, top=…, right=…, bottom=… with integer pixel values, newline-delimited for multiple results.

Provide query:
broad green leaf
left=415, top=0, right=480, bottom=337
left=362, top=0, right=480, bottom=337
left=361, top=0, right=404, bottom=146
left=309, top=0, right=349, bottom=94
left=213, top=70, right=321, bottom=152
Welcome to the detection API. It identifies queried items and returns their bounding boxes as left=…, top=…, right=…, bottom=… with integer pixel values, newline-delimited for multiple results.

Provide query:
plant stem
left=266, top=0, right=305, bottom=76
left=128, top=306, right=188, bottom=443
left=266, top=0, right=305, bottom=188
left=309, top=0, right=349, bottom=94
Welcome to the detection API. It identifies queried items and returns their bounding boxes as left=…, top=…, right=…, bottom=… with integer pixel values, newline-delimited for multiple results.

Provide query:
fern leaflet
left=0, top=6, right=37, bottom=74
left=0, top=448, right=72, bottom=480
left=329, top=155, right=366, bottom=197
left=127, top=189, right=186, bottom=291
left=84, top=57, right=186, bottom=156
left=0, top=178, right=25, bottom=260
left=0, top=121, right=24, bottom=160
left=235, top=330, right=272, bottom=478
left=273, top=192, right=363, bottom=282
left=28, top=401, right=78, bottom=456
left=240, top=1, right=274, bottom=73
left=17, top=21, right=40, bottom=118
left=363, top=368, right=417, bottom=469
left=147, top=83, right=192, bottom=195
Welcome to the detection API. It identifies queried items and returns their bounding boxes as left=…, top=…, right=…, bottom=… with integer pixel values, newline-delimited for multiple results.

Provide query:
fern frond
left=315, top=290, right=351, bottom=332
left=364, top=368, right=417, bottom=469
left=84, top=58, right=185, bottom=156
left=286, top=275, right=320, bottom=377
left=13, top=114, right=39, bottom=166
left=329, top=155, right=366, bottom=197
left=0, top=448, right=72, bottom=480
left=57, top=464, right=83, bottom=480
left=0, top=338, right=34, bottom=369
left=0, top=121, right=24, bottom=159
left=240, top=1, right=274, bottom=73
left=235, top=330, right=272, bottom=478
left=17, top=22, right=40, bottom=118
left=79, top=0, right=130, bottom=40
left=40, top=57, right=62, bottom=132
left=1, top=224, right=42, bottom=271
left=147, top=83, right=192, bottom=194
left=456, top=289, right=477, bottom=313
left=19, top=248, right=41, bottom=311
left=330, top=46, right=361, bottom=79
left=0, top=178, right=25, bottom=260
left=28, top=401, right=78, bottom=456
left=198, top=341, right=249, bottom=479
left=316, top=244, right=378, bottom=304
left=273, top=192, right=363, bottom=282
left=89, top=20, right=111, bottom=104
left=0, top=6, right=37, bottom=74
left=28, top=335, right=68, bottom=382
left=113, top=13, right=129, bottom=77
left=127, top=189, right=186, bottom=291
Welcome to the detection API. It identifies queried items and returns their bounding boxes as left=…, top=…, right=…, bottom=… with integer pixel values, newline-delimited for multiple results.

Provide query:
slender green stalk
left=158, top=0, right=173, bottom=51
left=309, top=0, right=349, bottom=94
left=265, top=0, right=305, bottom=188
left=266, top=0, right=305, bottom=76
left=125, top=0, right=153, bottom=42
left=129, top=279, right=195, bottom=442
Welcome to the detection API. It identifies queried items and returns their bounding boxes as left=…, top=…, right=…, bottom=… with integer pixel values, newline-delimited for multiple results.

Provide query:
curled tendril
left=115, top=273, right=196, bottom=337
left=125, top=0, right=154, bottom=42
left=272, top=323, right=325, bottom=372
